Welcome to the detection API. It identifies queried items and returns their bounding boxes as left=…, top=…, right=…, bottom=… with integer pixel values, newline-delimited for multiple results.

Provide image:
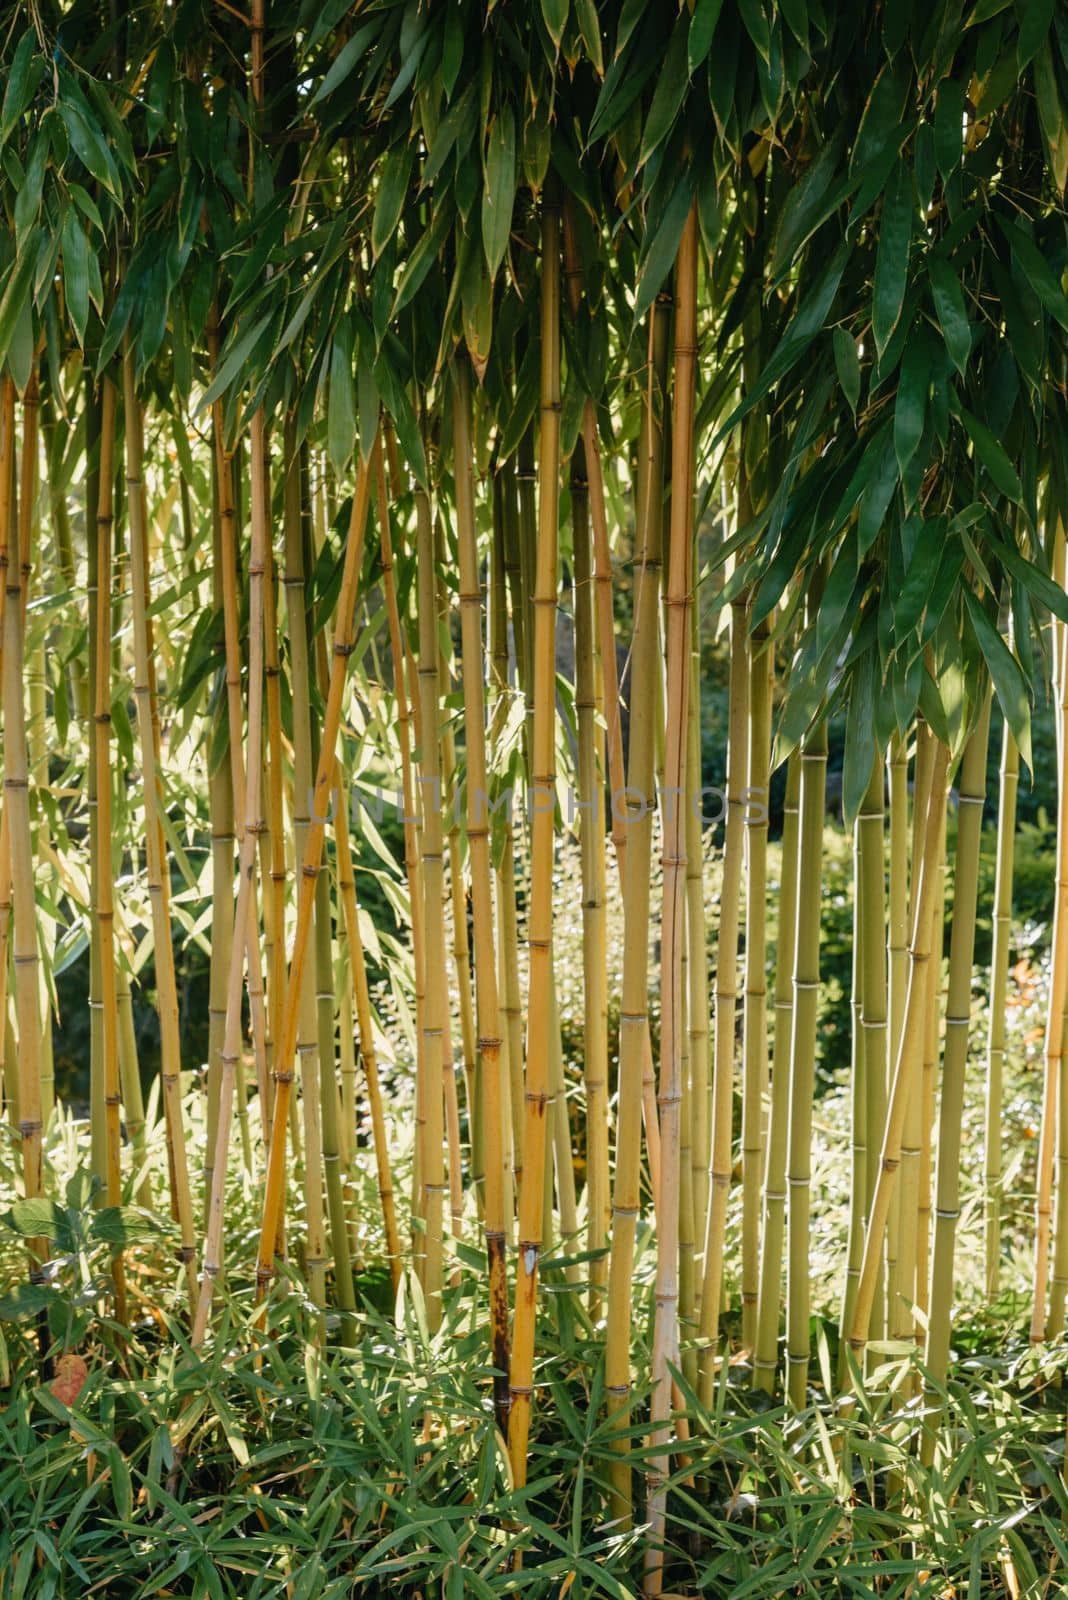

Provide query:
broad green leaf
left=1004, top=221, right=1068, bottom=331
left=328, top=328, right=356, bottom=472
left=963, top=587, right=1032, bottom=767
left=372, top=142, right=413, bottom=260
left=960, top=407, right=1024, bottom=504
left=737, top=0, right=771, bottom=64
left=639, top=18, right=690, bottom=165
left=714, top=238, right=850, bottom=444
left=873, top=161, right=912, bottom=358
left=832, top=326, right=861, bottom=417
left=1016, top=0, right=1054, bottom=70
left=894, top=333, right=929, bottom=483
left=893, top=518, right=945, bottom=640
left=843, top=652, right=878, bottom=823
left=858, top=433, right=899, bottom=551
left=1034, top=41, right=1068, bottom=192
left=988, top=531, right=1068, bottom=625
left=928, top=257, right=971, bottom=375
left=0, top=248, right=35, bottom=375
left=575, top=0, right=604, bottom=74
left=933, top=76, right=964, bottom=179
left=309, top=22, right=379, bottom=106
left=541, top=0, right=570, bottom=49
left=61, top=207, right=90, bottom=346
left=58, top=101, right=120, bottom=198
left=689, top=0, right=725, bottom=73
left=770, top=129, right=851, bottom=284
left=392, top=202, right=452, bottom=317
left=634, top=169, right=696, bottom=322
left=482, top=104, right=516, bottom=280
left=1, top=32, right=43, bottom=148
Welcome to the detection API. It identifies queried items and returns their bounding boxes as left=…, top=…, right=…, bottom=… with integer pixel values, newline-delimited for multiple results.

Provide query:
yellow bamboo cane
left=453, top=355, right=511, bottom=1420
left=507, top=183, right=561, bottom=1493
left=646, top=203, right=698, bottom=1599
left=253, top=446, right=375, bottom=1304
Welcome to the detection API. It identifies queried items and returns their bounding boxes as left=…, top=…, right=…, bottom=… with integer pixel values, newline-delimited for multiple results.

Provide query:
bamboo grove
left=2, top=0, right=1068, bottom=1586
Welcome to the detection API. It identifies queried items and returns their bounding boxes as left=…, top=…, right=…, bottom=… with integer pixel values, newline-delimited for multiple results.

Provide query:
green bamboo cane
left=698, top=589, right=750, bottom=1405
left=916, top=801, right=947, bottom=1333
left=0, top=377, right=49, bottom=1309
left=647, top=203, right=698, bottom=1598
left=784, top=584, right=828, bottom=1408
left=123, top=353, right=196, bottom=1296
left=848, top=739, right=949, bottom=1369
left=572, top=445, right=610, bottom=1310
left=508, top=183, right=562, bottom=1496
left=686, top=616, right=711, bottom=1305
left=985, top=717, right=1018, bottom=1302
left=922, top=690, right=992, bottom=1453
left=839, top=756, right=883, bottom=1375
left=453, top=354, right=511, bottom=1418
left=753, top=750, right=801, bottom=1392
left=414, top=484, right=449, bottom=1328
left=742, top=616, right=772, bottom=1353
left=892, top=724, right=936, bottom=1341
left=602, top=294, right=669, bottom=1524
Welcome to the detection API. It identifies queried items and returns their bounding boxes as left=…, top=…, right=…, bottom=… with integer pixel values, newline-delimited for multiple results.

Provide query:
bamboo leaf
left=960, top=406, right=1024, bottom=504
left=0, top=248, right=35, bottom=375
left=61, top=206, right=90, bottom=346
left=328, top=325, right=356, bottom=472
left=832, top=326, right=861, bottom=417
left=1016, top=0, right=1054, bottom=70
left=540, top=0, right=570, bottom=49
left=1003, top=220, right=1068, bottom=331
left=928, top=257, right=971, bottom=376
left=873, top=161, right=912, bottom=358
left=843, top=653, right=878, bottom=823
left=0, top=31, right=43, bottom=148
left=372, top=143, right=413, bottom=260
left=482, top=105, right=516, bottom=280
left=309, top=22, right=379, bottom=107
left=633, top=170, right=696, bottom=323
left=688, top=0, right=725, bottom=73
left=638, top=17, right=690, bottom=165
left=963, top=587, right=1032, bottom=768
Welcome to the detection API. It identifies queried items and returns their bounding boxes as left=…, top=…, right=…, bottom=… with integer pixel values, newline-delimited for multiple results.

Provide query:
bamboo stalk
left=603, top=295, right=669, bottom=1523
left=685, top=615, right=711, bottom=1296
left=508, top=184, right=561, bottom=1493
left=92, top=378, right=126, bottom=1323
left=122, top=352, right=197, bottom=1301
left=413, top=485, right=449, bottom=1326
left=922, top=692, right=991, bottom=1447
left=453, top=355, right=510, bottom=1421
left=253, top=445, right=375, bottom=1306
left=892, top=724, right=935, bottom=1340
left=699, top=590, right=750, bottom=1404
left=916, top=800, right=947, bottom=1327
left=286, top=440, right=328, bottom=1316
left=646, top=203, right=698, bottom=1599
left=0, top=376, right=49, bottom=1310
left=193, top=401, right=271, bottom=1345
left=984, top=717, right=1018, bottom=1302
left=334, top=773, right=402, bottom=1288
left=571, top=444, right=610, bottom=1310
left=840, top=756, right=883, bottom=1371
left=848, top=739, right=950, bottom=1367
left=783, top=603, right=827, bottom=1409
left=1033, top=583, right=1068, bottom=1342
left=753, top=752, right=801, bottom=1392
left=741, top=617, right=772, bottom=1352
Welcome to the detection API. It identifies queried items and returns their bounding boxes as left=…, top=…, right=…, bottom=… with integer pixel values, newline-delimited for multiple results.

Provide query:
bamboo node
left=17, top=1120, right=42, bottom=1136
